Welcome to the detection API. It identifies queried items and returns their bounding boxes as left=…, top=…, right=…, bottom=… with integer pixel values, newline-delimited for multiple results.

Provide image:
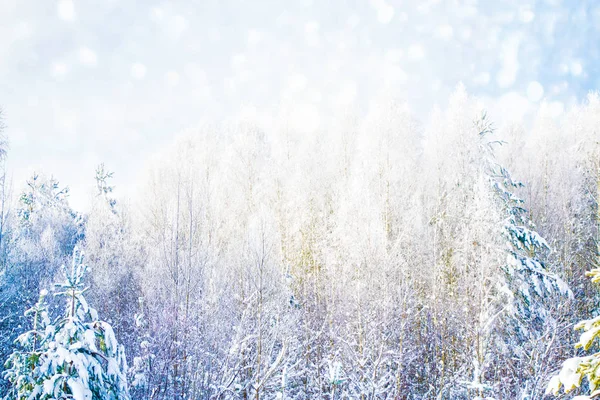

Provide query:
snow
left=3, top=249, right=131, bottom=399
left=558, top=357, right=584, bottom=392
left=2, top=84, right=599, bottom=400
left=68, top=377, right=91, bottom=400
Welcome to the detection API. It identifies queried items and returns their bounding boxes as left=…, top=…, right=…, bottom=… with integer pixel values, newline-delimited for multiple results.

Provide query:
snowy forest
left=0, top=86, right=598, bottom=399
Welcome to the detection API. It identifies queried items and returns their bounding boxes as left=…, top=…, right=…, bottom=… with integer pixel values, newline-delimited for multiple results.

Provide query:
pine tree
left=3, top=247, right=130, bottom=400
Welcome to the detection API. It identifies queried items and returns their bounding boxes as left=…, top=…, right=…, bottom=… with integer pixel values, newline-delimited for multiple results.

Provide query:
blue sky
left=0, top=0, right=597, bottom=210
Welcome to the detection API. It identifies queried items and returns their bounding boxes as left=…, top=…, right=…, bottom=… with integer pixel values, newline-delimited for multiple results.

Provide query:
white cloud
left=526, top=81, right=544, bottom=102
left=78, top=47, right=97, bottom=67
left=57, top=0, right=75, bottom=22
left=131, top=63, right=147, bottom=80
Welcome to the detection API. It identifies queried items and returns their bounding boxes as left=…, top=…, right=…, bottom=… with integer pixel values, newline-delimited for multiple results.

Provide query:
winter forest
left=2, top=1, right=600, bottom=400
left=0, top=87, right=598, bottom=399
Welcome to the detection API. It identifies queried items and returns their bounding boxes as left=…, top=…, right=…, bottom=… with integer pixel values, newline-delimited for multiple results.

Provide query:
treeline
left=1, top=88, right=599, bottom=399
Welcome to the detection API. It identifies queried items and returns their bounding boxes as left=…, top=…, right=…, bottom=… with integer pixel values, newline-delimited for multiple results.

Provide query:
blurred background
left=0, top=0, right=597, bottom=210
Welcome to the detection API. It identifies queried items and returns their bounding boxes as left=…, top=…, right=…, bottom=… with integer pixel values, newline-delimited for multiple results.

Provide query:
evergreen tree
left=489, top=161, right=572, bottom=398
left=3, top=289, right=50, bottom=399
left=3, top=247, right=130, bottom=400
left=546, top=267, right=600, bottom=399
left=467, top=114, right=572, bottom=398
left=1, top=173, right=84, bottom=392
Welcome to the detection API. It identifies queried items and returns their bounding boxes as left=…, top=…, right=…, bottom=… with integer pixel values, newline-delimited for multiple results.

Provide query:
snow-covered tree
left=84, top=164, right=141, bottom=361
left=3, top=289, right=50, bottom=399
left=5, top=87, right=599, bottom=400
left=3, top=247, right=130, bottom=400
left=546, top=267, right=600, bottom=399
left=94, top=163, right=116, bottom=211
left=1, top=173, right=83, bottom=392
left=475, top=113, right=572, bottom=398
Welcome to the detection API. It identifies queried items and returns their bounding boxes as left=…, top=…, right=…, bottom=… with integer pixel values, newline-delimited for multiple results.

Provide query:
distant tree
left=95, top=163, right=116, bottom=211
left=85, top=163, right=141, bottom=356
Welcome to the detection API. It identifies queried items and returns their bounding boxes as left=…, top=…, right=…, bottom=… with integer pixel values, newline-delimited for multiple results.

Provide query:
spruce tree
left=3, top=247, right=130, bottom=400
left=471, top=114, right=572, bottom=398
left=3, top=289, right=50, bottom=399
left=476, top=114, right=571, bottom=325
